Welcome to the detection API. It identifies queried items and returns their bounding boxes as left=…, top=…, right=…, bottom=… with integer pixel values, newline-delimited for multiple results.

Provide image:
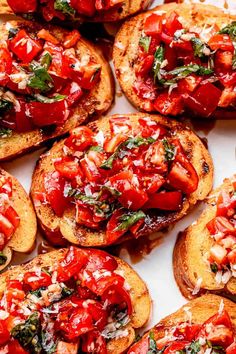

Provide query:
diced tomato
left=70, top=0, right=96, bottom=16
left=178, top=75, right=202, bottom=93
left=209, top=244, right=228, bottom=265
left=55, top=341, right=79, bottom=354
left=208, top=34, right=234, bottom=52
left=44, top=42, right=65, bottom=78
left=41, top=0, right=65, bottom=21
left=102, top=284, right=133, bottom=315
left=61, top=81, right=83, bottom=107
left=61, top=307, right=94, bottom=339
left=143, top=191, right=182, bottom=210
left=164, top=341, right=190, bottom=354
left=57, top=246, right=88, bottom=282
left=23, top=271, right=52, bottom=290
left=218, top=72, right=236, bottom=88
left=76, top=204, right=100, bottom=229
left=168, top=159, right=198, bottom=195
left=220, top=235, right=236, bottom=249
left=13, top=98, right=34, bottom=132
left=145, top=141, right=167, bottom=173
left=6, top=65, right=30, bottom=95
left=215, top=50, right=233, bottom=72
left=106, top=209, right=128, bottom=244
left=228, top=249, right=236, bottom=264
left=37, top=29, right=59, bottom=44
left=9, top=29, right=43, bottom=63
left=103, top=133, right=127, bottom=153
left=109, top=116, right=131, bottom=135
left=4, top=206, right=20, bottom=229
left=44, top=171, right=69, bottom=217
left=0, top=213, right=14, bottom=239
left=0, top=47, right=12, bottom=86
left=63, top=30, right=81, bottom=48
left=164, top=45, right=177, bottom=70
left=216, top=190, right=236, bottom=217
left=109, top=171, right=148, bottom=211
left=139, top=118, right=167, bottom=139
left=153, top=91, right=183, bottom=116
left=144, top=14, right=163, bottom=37
left=163, top=11, right=182, bottom=36
left=127, top=336, right=150, bottom=354
left=80, top=64, right=101, bottom=90
left=219, top=87, right=236, bottom=107
left=141, top=174, right=165, bottom=195
left=7, top=0, right=37, bottom=12
left=7, top=340, right=28, bottom=354
left=183, top=83, right=222, bottom=117
left=130, top=219, right=145, bottom=236
left=27, top=100, right=69, bottom=127
left=227, top=342, right=236, bottom=354
left=54, top=156, right=81, bottom=179
left=86, top=301, right=108, bottom=331
left=133, top=77, right=157, bottom=102
left=0, top=176, right=12, bottom=197
left=0, top=319, right=10, bottom=346
left=82, top=330, right=107, bottom=354
left=65, top=126, right=94, bottom=151
left=80, top=156, right=101, bottom=182
left=136, top=54, right=154, bottom=76
left=172, top=38, right=193, bottom=52
left=207, top=216, right=236, bottom=236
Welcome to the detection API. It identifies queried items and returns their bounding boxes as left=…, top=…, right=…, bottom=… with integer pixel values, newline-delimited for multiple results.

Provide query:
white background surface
left=1, top=0, right=236, bottom=332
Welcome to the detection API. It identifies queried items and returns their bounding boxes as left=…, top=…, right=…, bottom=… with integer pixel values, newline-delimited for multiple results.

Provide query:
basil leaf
left=219, top=21, right=236, bottom=37
left=34, top=94, right=66, bottom=103
left=115, top=210, right=146, bottom=232
left=89, top=145, right=103, bottom=152
left=191, top=37, right=211, bottom=58
left=0, top=99, right=13, bottom=115
left=101, top=185, right=121, bottom=197
left=162, top=139, right=176, bottom=161
left=153, top=45, right=165, bottom=83
left=139, top=36, right=151, bottom=52
left=167, top=64, right=213, bottom=78
left=186, top=340, right=201, bottom=354
left=0, top=252, right=7, bottom=265
left=125, top=136, right=155, bottom=149
left=8, top=27, right=18, bottom=39
left=54, top=0, right=75, bottom=16
left=41, top=53, right=52, bottom=70
left=11, top=312, right=42, bottom=354
left=210, top=262, right=218, bottom=273
left=147, top=331, right=163, bottom=354
left=0, top=127, right=12, bottom=138
left=28, top=61, right=53, bottom=92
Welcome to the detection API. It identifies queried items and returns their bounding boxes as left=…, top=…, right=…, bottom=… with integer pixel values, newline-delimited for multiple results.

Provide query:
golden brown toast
left=0, top=0, right=153, bottom=22
left=31, top=112, right=213, bottom=247
left=113, top=3, right=236, bottom=115
left=173, top=176, right=236, bottom=300
left=0, top=168, right=37, bottom=271
left=0, top=20, right=114, bottom=161
left=128, top=294, right=236, bottom=353
left=0, top=247, right=151, bottom=354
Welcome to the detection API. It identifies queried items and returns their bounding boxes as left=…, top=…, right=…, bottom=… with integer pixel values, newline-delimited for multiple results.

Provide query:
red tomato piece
left=216, top=190, right=236, bottom=217
left=0, top=213, right=14, bottom=239
left=153, top=91, right=183, bottom=116
left=144, top=14, right=163, bottom=37
left=86, top=301, right=108, bottom=331
left=80, top=64, right=101, bottom=90
left=127, top=336, right=149, bottom=354
left=7, top=340, right=28, bottom=354
left=208, top=34, right=234, bottom=52
left=164, top=341, right=190, bottom=354
left=70, top=0, right=96, bottom=16
left=41, top=0, right=65, bottom=21
left=102, top=284, right=133, bottom=315
left=228, top=249, right=236, bottom=264
left=80, top=156, right=101, bottom=182
left=164, top=45, right=177, bottom=70
left=215, top=50, right=233, bottom=72
left=207, top=216, right=236, bottom=236
left=129, top=219, right=145, bottom=237
left=109, top=116, right=131, bottom=135
left=82, top=330, right=107, bottom=354
left=7, top=0, right=37, bottom=12
left=109, top=171, right=148, bottom=211
left=141, top=174, right=165, bottom=195
left=227, top=342, right=236, bottom=354
left=4, top=206, right=20, bottom=229
left=218, top=72, right=236, bottom=88
left=54, top=156, right=81, bottom=179
left=136, top=54, right=154, bottom=76
left=178, top=74, right=202, bottom=93
left=103, top=133, right=127, bottom=153
left=9, top=29, right=43, bottom=63
left=0, top=176, right=12, bottom=197
left=65, top=126, right=94, bottom=151
left=37, top=29, right=59, bottom=44
left=0, top=47, right=12, bottom=86
left=27, top=100, right=69, bottom=127
left=23, top=271, right=52, bottom=290
left=62, top=308, right=94, bottom=339
left=168, top=158, right=199, bottom=195
left=61, top=81, right=83, bottom=107
left=57, top=246, right=88, bottom=282
left=139, top=117, right=167, bottom=138
left=106, top=209, right=129, bottom=244
left=44, top=171, right=69, bottom=217
left=209, top=244, right=228, bottom=265
left=183, top=83, right=222, bottom=117
left=163, top=11, right=183, bottom=36
left=63, top=30, right=81, bottom=48
left=0, top=319, right=10, bottom=346
left=85, top=249, right=118, bottom=273
left=76, top=204, right=100, bottom=229
left=143, top=191, right=183, bottom=210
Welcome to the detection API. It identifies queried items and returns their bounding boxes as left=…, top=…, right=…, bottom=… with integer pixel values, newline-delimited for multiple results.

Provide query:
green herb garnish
left=210, top=262, right=218, bottom=273
left=139, top=36, right=151, bottom=52
left=0, top=252, right=7, bottom=265
left=34, top=94, right=66, bottom=103
left=54, top=0, right=75, bottom=16
left=147, top=331, right=161, bottom=354
left=167, top=64, right=213, bottom=78
left=0, top=127, right=12, bottom=138
left=162, top=139, right=176, bottom=161
left=186, top=340, right=201, bottom=354
left=88, top=145, right=103, bottom=152
left=8, top=27, right=18, bottom=39
left=115, top=210, right=146, bottom=232
left=28, top=59, right=53, bottom=92
left=0, top=99, right=13, bottom=115
left=191, top=37, right=211, bottom=58
left=219, top=22, right=236, bottom=71
left=153, top=45, right=165, bottom=83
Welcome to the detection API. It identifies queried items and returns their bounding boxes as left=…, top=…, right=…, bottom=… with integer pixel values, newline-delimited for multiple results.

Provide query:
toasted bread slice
left=0, top=247, right=151, bottom=353
left=0, top=20, right=114, bottom=162
left=128, top=294, right=236, bottom=353
left=113, top=3, right=236, bottom=116
left=0, top=168, right=37, bottom=271
left=31, top=112, right=213, bottom=247
left=173, top=176, right=236, bottom=300
left=0, top=0, right=152, bottom=22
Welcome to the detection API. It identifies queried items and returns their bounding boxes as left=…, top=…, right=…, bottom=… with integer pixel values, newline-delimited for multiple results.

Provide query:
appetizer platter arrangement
left=0, top=0, right=236, bottom=353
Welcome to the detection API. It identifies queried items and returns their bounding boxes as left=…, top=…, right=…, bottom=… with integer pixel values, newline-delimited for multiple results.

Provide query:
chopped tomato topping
left=208, top=34, right=234, bottom=52
left=44, top=171, right=69, bottom=217
left=65, top=126, right=94, bottom=151
left=153, top=91, right=183, bottom=116
left=0, top=47, right=12, bottom=86
left=144, top=13, right=163, bottom=37
left=63, top=30, right=81, bottom=48
left=143, top=191, right=182, bottom=210
left=7, top=0, right=37, bottom=12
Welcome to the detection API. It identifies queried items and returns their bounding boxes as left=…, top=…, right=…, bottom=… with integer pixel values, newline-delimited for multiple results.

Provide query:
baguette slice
left=0, top=0, right=152, bottom=22
left=0, top=168, right=37, bottom=271
left=31, top=112, right=213, bottom=247
left=173, top=175, right=236, bottom=300
left=0, top=247, right=151, bottom=354
left=113, top=3, right=236, bottom=116
left=0, top=20, right=114, bottom=161
left=128, top=294, right=236, bottom=353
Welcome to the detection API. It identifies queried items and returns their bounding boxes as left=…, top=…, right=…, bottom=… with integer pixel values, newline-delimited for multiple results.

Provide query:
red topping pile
left=0, top=246, right=132, bottom=353
left=41, top=116, right=199, bottom=244
left=129, top=310, right=236, bottom=354
left=0, top=175, right=19, bottom=255
left=207, top=178, right=236, bottom=281
left=135, top=12, right=236, bottom=116
left=0, top=24, right=100, bottom=133
left=7, top=0, right=124, bottom=21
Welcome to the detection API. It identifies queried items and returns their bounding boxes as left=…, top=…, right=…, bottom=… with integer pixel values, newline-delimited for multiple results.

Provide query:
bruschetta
left=113, top=3, right=236, bottom=118
left=0, top=246, right=151, bottom=353
left=0, top=168, right=36, bottom=271
left=0, top=0, right=152, bottom=22
left=31, top=113, right=213, bottom=247
left=174, top=175, right=236, bottom=299
left=0, top=20, right=113, bottom=161
left=128, top=294, right=236, bottom=354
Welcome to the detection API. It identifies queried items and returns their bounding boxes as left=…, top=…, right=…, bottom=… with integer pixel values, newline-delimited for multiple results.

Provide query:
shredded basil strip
left=210, top=262, right=218, bottom=273
left=219, top=22, right=236, bottom=70
left=54, top=0, right=75, bottom=16
left=147, top=331, right=163, bottom=354
left=191, top=37, right=211, bottom=58
left=166, top=64, right=213, bottom=78
left=162, top=139, right=176, bottom=161
left=139, top=36, right=151, bottom=52
left=34, top=94, right=66, bottom=103
left=152, top=45, right=165, bottom=83
left=28, top=55, right=53, bottom=92
left=115, top=210, right=146, bottom=232
left=0, top=252, right=7, bottom=265
left=0, top=127, right=12, bottom=138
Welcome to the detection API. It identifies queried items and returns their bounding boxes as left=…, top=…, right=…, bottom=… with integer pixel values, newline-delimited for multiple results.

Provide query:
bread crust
left=173, top=175, right=236, bottom=300
left=0, top=168, right=37, bottom=271
left=0, top=20, right=114, bottom=161
left=0, top=247, right=151, bottom=353
left=0, top=0, right=153, bottom=22
left=113, top=3, right=236, bottom=115
left=31, top=112, right=213, bottom=247
left=128, top=294, right=236, bottom=353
